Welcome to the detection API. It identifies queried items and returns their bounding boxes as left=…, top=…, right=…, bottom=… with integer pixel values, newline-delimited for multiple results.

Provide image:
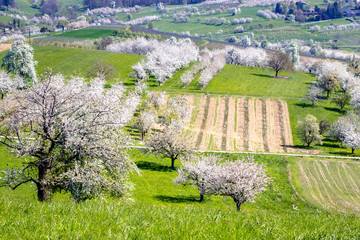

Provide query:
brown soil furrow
left=236, top=98, right=245, bottom=151
left=226, top=97, right=236, bottom=151
left=247, top=99, right=256, bottom=151
left=199, top=97, right=217, bottom=150
left=266, top=100, right=283, bottom=153
left=281, top=101, right=294, bottom=150
left=248, top=99, right=264, bottom=152
left=213, top=97, right=226, bottom=150
left=192, top=95, right=207, bottom=148
left=272, top=101, right=285, bottom=152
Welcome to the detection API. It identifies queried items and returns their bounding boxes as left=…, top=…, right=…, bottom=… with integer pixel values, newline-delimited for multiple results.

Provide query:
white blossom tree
left=302, top=83, right=323, bottom=106
left=0, top=70, right=14, bottom=99
left=146, top=127, right=192, bottom=169
left=285, top=40, right=300, bottom=65
left=136, top=107, right=158, bottom=140
left=0, top=73, right=140, bottom=202
left=224, top=47, right=268, bottom=68
left=350, top=84, right=360, bottom=113
left=174, top=155, right=221, bottom=202
left=330, top=112, right=360, bottom=153
left=1, top=40, right=37, bottom=84
left=209, top=158, right=270, bottom=211
left=198, top=51, right=225, bottom=88
left=107, top=37, right=199, bottom=85
left=162, top=95, right=192, bottom=129
left=145, top=91, right=166, bottom=110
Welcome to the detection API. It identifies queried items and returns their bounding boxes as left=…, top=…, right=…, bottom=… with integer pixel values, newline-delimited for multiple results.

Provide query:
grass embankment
left=0, top=146, right=359, bottom=238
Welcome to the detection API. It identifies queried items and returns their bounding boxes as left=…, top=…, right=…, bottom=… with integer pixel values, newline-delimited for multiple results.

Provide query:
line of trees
left=83, top=0, right=205, bottom=9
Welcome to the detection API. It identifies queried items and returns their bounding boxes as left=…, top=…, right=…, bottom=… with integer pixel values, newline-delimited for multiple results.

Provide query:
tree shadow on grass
left=251, top=73, right=272, bottom=78
left=136, top=161, right=175, bottom=172
left=324, top=107, right=344, bottom=114
left=154, top=195, right=200, bottom=203
left=294, top=102, right=314, bottom=108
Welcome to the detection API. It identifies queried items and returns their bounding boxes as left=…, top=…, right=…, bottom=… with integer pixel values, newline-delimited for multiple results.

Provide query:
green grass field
left=53, top=28, right=117, bottom=39
left=0, top=146, right=359, bottom=238
left=290, top=158, right=360, bottom=214
left=0, top=45, right=142, bottom=83
left=32, top=46, right=142, bottom=82
left=205, top=65, right=313, bottom=98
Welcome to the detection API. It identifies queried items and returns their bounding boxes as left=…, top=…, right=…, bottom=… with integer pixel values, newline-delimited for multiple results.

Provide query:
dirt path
left=0, top=44, right=11, bottom=52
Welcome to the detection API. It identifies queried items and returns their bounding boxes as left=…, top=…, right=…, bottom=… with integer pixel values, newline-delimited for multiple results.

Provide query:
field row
left=182, top=95, right=293, bottom=153
left=296, top=159, right=360, bottom=214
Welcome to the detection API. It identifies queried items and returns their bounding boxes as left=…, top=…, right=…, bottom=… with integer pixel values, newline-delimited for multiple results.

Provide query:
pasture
left=53, top=28, right=117, bottom=39
left=0, top=45, right=143, bottom=82
left=0, top=146, right=359, bottom=239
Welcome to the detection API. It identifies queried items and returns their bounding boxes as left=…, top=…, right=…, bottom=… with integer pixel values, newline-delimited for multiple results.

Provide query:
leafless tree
left=268, top=51, right=294, bottom=77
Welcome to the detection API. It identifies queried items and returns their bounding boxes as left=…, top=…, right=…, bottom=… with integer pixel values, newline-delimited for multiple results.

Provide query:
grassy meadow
left=53, top=28, right=117, bottom=39
left=1, top=146, right=359, bottom=239
left=1, top=30, right=360, bottom=239
left=0, top=45, right=143, bottom=83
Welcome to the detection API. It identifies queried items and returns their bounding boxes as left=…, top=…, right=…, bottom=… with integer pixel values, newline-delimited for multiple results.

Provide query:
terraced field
left=168, top=94, right=293, bottom=153
left=293, top=159, right=360, bottom=214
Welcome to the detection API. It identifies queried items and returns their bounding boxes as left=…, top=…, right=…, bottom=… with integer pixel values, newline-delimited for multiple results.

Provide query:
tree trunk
left=37, top=165, right=51, bottom=201
left=275, top=70, right=279, bottom=77
left=141, top=132, right=145, bottom=140
left=171, top=158, right=175, bottom=169
left=233, top=197, right=242, bottom=211
left=307, top=142, right=310, bottom=147
left=200, top=193, right=204, bottom=202
left=37, top=182, right=51, bottom=201
left=352, top=147, right=355, bottom=154
left=327, top=90, right=330, bottom=98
